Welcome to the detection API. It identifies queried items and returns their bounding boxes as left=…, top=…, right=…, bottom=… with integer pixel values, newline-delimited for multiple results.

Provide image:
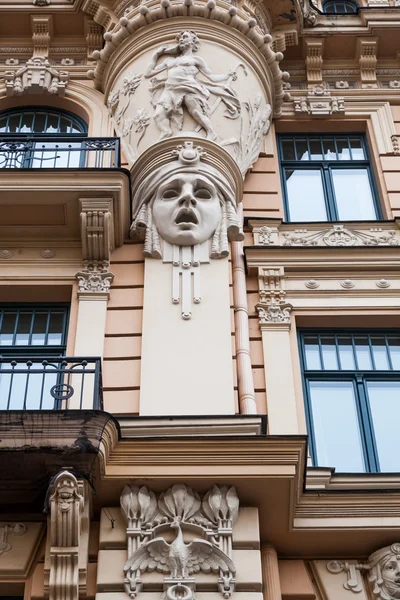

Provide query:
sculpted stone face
left=382, top=558, right=400, bottom=598
left=152, top=173, right=222, bottom=246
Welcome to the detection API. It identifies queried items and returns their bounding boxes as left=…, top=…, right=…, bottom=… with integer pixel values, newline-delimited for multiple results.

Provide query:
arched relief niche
left=102, top=20, right=277, bottom=170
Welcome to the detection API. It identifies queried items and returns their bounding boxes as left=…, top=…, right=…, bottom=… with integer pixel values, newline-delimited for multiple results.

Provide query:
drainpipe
left=232, top=204, right=257, bottom=414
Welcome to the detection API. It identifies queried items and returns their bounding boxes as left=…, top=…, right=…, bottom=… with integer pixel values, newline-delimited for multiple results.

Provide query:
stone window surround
left=278, top=101, right=398, bottom=220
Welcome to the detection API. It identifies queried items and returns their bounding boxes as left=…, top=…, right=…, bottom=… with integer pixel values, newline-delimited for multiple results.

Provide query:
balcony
left=0, top=136, right=120, bottom=169
left=0, top=356, right=103, bottom=411
left=0, top=135, right=130, bottom=262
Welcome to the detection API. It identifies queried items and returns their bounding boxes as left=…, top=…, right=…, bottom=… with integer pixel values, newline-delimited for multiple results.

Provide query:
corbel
left=356, top=37, right=378, bottom=89
left=30, top=15, right=53, bottom=57
left=85, top=17, right=103, bottom=61
left=82, top=0, right=116, bottom=32
left=305, top=38, right=324, bottom=88
left=44, top=471, right=90, bottom=600
left=80, top=198, right=115, bottom=265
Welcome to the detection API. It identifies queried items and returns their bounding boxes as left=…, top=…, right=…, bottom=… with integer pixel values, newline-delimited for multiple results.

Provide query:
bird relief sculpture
left=120, top=483, right=239, bottom=600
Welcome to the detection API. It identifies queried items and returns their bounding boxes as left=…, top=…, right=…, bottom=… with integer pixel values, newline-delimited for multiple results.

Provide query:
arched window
left=0, top=106, right=89, bottom=168
left=323, top=0, right=358, bottom=13
left=0, top=107, right=87, bottom=135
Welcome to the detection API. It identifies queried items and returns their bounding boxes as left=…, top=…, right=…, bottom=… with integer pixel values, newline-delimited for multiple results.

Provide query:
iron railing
left=0, top=136, right=120, bottom=169
left=0, top=357, right=103, bottom=410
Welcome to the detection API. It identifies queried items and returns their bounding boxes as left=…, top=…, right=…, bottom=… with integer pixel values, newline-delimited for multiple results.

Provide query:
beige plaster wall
left=103, top=244, right=144, bottom=415
left=246, top=275, right=268, bottom=414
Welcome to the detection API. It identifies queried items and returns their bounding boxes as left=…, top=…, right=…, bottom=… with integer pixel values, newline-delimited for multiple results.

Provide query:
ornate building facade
left=1, top=0, right=400, bottom=599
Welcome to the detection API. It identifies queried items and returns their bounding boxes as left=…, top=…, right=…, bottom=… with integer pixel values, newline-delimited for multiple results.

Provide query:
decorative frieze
left=120, top=483, right=238, bottom=600
left=251, top=222, right=400, bottom=248
left=4, top=56, right=69, bottom=96
left=294, top=85, right=344, bottom=116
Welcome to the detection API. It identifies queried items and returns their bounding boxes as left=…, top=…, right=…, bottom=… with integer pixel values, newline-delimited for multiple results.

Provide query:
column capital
left=76, top=261, right=114, bottom=298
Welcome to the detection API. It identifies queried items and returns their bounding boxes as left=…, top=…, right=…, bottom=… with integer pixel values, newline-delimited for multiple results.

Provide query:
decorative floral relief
left=256, top=298, right=292, bottom=325
left=107, top=72, right=143, bottom=161
left=121, top=483, right=238, bottom=600
left=282, top=225, right=399, bottom=247
left=0, top=523, right=26, bottom=555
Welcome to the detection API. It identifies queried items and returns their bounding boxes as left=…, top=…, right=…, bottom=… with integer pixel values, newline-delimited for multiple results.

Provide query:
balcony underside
left=0, top=169, right=130, bottom=246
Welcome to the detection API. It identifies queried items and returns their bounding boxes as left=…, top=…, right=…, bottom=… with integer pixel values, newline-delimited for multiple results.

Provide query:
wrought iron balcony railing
left=0, top=136, right=120, bottom=169
left=0, top=357, right=103, bottom=410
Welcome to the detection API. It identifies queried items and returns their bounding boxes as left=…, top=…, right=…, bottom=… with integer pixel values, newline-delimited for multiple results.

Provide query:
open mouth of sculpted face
left=175, top=208, right=198, bottom=225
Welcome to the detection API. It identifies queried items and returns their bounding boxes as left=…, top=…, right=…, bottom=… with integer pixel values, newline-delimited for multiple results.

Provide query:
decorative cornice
left=249, top=220, right=400, bottom=248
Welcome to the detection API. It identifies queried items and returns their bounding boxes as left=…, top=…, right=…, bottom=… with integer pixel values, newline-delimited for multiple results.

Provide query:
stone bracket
left=80, top=198, right=115, bottom=265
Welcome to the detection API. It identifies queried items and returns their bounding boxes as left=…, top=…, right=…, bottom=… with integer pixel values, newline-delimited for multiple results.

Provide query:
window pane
left=337, top=337, right=356, bottom=370
left=332, top=169, right=377, bottom=220
left=336, top=138, right=351, bottom=161
left=295, top=139, right=309, bottom=161
left=47, top=312, right=64, bottom=345
left=15, top=312, right=32, bottom=345
left=285, top=169, right=328, bottom=221
left=304, top=336, right=321, bottom=370
left=321, top=336, right=339, bottom=370
left=0, top=312, right=16, bottom=345
left=388, top=337, right=400, bottom=369
left=281, top=139, right=295, bottom=160
left=368, top=381, right=400, bottom=472
left=309, top=380, right=365, bottom=472
left=0, top=117, right=8, bottom=132
left=20, top=112, right=34, bottom=133
left=309, top=139, right=323, bottom=160
left=354, top=336, right=373, bottom=369
left=46, top=113, right=60, bottom=133
left=33, top=112, right=47, bottom=133
left=323, top=138, right=337, bottom=160
left=8, top=114, right=21, bottom=133
left=371, top=336, right=390, bottom=370
left=31, top=312, right=48, bottom=346
left=349, top=138, right=365, bottom=160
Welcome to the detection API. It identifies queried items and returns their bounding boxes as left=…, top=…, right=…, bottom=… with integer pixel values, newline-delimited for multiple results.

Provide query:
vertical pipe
left=231, top=204, right=257, bottom=414
left=261, top=545, right=282, bottom=600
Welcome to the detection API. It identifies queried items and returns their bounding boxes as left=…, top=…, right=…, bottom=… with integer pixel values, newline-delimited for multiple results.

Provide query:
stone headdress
left=367, top=543, right=400, bottom=599
left=129, top=142, right=244, bottom=259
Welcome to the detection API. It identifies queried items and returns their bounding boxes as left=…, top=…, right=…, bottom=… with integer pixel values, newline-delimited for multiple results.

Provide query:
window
left=300, top=331, right=400, bottom=473
left=0, top=305, right=69, bottom=410
left=278, top=135, right=380, bottom=222
left=323, top=0, right=358, bottom=13
left=0, top=107, right=88, bottom=168
left=0, top=107, right=87, bottom=135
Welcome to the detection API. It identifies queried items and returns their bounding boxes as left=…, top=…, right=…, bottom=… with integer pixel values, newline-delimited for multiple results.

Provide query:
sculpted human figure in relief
left=368, top=544, right=400, bottom=599
left=130, top=142, right=243, bottom=257
left=145, top=31, right=241, bottom=141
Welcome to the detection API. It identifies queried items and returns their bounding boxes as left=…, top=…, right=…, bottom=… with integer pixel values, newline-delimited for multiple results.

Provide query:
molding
left=117, top=416, right=266, bottom=438
left=0, top=523, right=27, bottom=556
left=283, top=99, right=397, bottom=156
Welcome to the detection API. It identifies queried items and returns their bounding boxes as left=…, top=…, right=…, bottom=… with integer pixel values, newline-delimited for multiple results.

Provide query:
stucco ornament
left=130, top=142, right=243, bottom=258
left=121, top=483, right=238, bottom=600
left=4, top=56, right=69, bottom=97
left=145, top=30, right=241, bottom=141
left=367, top=544, right=400, bottom=599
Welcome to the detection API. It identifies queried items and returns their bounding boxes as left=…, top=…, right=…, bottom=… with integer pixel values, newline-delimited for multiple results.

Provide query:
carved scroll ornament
left=120, top=483, right=239, bottom=600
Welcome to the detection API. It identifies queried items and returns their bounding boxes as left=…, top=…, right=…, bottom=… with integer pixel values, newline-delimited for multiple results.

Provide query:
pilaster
left=255, top=267, right=299, bottom=435
left=261, top=545, right=282, bottom=600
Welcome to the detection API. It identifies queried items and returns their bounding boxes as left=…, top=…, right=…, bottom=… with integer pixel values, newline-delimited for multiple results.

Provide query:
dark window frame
left=0, top=106, right=87, bottom=137
left=0, top=304, right=70, bottom=357
left=299, top=329, right=400, bottom=473
left=322, top=0, right=359, bottom=14
left=278, top=134, right=382, bottom=222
